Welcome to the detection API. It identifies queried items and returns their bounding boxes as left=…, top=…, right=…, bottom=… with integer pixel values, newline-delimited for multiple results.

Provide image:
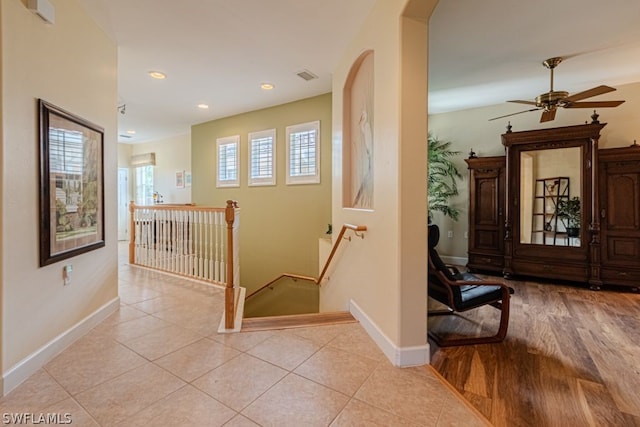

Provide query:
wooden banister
left=246, top=224, right=367, bottom=300
left=129, top=201, right=135, bottom=264
left=129, top=200, right=240, bottom=330
left=246, top=273, right=317, bottom=299
left=225, top=200, right=238, bottom=329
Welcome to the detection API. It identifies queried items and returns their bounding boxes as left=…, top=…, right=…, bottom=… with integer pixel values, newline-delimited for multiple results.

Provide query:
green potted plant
left=428, top=133, right=462, bottom=223
left=557, top=196, right=581, bottom=237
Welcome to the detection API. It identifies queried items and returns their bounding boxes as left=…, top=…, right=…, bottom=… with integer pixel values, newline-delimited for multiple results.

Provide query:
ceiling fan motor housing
left=489, top=56, right=624, bottom=122
left=536, top=91, right=569, bottom=109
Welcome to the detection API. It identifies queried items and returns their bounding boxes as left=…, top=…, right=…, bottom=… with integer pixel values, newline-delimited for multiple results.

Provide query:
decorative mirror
left=519, top=147, right=582, bottom=247
left=501, top=123, right=603, bottom=284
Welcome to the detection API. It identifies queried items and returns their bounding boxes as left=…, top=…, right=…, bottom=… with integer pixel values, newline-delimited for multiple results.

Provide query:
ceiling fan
left=490, top=57, right=625, bottom=122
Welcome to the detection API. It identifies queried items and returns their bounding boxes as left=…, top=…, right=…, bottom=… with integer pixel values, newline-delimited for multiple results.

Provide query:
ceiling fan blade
left=564, top=100, right=625, bottom=108
left=540, top=109, right=556, bottom=122
left=489, top=108, right=540, bottom=121
left=508, top=100, right=538, bottom=106
left=563, top=85, right=616, bottom=102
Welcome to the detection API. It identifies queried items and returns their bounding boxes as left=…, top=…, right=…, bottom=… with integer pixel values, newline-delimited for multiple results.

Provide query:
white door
left=117, top=168, right=129, bottom=241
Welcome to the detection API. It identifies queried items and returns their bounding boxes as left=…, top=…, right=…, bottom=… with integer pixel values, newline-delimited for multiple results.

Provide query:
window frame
left=216, top=135, right=240, bottom=188
left=248, top=128, right=276, bottom=186
left=285, top=120, right=320, bottom=185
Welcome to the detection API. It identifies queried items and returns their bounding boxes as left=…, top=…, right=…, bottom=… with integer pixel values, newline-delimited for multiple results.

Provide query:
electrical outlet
left=464, top=231, right=469, bottom=239
left=447, top=230, right=453, bottom=238
left=63, top=264, right=72, bottom=285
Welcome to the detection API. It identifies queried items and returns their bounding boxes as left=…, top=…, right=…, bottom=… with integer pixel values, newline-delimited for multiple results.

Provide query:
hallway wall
left=324, top=0, right=437, bottom=366
left=0, top=0, right=118, bottom=392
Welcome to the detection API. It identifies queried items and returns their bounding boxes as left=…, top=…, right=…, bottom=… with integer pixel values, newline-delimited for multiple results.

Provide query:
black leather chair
left=428, top=224, right=514, bottom=346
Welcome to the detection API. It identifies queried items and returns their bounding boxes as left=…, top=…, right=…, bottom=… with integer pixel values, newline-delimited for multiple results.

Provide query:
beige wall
left=130, top=134, right=192, bottom=204
left=117, top=143, right=132, bottom=168
left=428, top=81, right=640, bottom=259
left=324, top=0, right=436, bottom=362
left=191, top=94, right=332, bottom=293
left=1, top=0, right=118, bottom=375
left=0, top=0, right=4, bottom=392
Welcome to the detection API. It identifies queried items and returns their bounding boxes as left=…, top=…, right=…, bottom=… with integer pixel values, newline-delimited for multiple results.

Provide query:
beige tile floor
left=0, top=247, right=489, bottom=426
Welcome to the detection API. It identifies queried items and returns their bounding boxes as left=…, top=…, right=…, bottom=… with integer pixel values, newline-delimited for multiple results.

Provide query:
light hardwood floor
left=430, top=278, right=640, bottom=427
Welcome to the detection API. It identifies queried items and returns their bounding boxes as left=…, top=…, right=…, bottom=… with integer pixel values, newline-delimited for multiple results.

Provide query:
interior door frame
left=117, top=167, right=130, bottom=241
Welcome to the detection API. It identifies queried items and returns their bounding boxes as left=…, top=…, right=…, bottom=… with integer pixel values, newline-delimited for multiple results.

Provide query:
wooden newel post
left=129, top=201, right=136, bottom=265
left=224, top=200, right=238, bottom=329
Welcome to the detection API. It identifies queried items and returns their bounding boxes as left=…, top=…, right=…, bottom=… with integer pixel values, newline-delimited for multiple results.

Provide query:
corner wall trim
left=349, top=299, right=430, bottom=367
left=2, top=297, right=120, bottom=396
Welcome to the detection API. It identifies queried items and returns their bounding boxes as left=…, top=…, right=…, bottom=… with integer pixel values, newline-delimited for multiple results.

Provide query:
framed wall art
left=175, top=170, right=185, bottom=188
left=38, top=99, right=105, bottom=266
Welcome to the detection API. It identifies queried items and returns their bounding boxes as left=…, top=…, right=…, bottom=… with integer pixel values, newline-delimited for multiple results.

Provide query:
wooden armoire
left=466, top=122, right=640, bottom=291
left=598, top=146, right=640, bottom=288
left=465, top=156, right=505, bottom=274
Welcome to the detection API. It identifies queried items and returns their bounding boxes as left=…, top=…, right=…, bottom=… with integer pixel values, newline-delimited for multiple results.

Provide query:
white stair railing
left=129, top=200, right=240, bottom=328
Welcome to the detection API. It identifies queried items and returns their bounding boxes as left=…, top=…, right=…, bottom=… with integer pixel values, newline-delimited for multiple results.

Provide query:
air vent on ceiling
left=119, top=134, right=132, bottom=139
left=296, top=69, right=319, bottom=81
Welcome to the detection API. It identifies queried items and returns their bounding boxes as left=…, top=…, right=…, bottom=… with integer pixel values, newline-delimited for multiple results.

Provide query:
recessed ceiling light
left=261, top=83, right=275, bottom=90
left=126, top=130, right=136, bottom=134
left=197, top=104, right=209, bottom=109
left=148, top=71, right=166, bottom=79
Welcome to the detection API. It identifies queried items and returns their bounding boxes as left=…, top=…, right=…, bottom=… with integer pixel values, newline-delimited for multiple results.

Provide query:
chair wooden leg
left=428, top=289, right=511, bottom=347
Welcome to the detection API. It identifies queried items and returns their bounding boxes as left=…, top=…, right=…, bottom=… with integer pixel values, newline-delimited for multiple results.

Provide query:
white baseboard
left=2, top=297, right=120, bottom=396
left=218, top=287, right=246, bottom=333
left=441, top=255, right=468, bottom=267
left=349, top=300, right=430, bottom=367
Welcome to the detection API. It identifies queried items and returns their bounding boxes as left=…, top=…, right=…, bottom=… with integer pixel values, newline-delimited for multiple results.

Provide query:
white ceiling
left=429, top=0, right=640, bottom=114
left=77, top=0, right=640, bottom=144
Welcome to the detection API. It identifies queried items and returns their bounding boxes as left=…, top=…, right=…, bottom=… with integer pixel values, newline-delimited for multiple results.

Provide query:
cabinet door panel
left=476, top=179, right=499, bottom=225
left=600, top=156, right=640, bottom=272
left=606, top=237, right=639, bottom=262
left=606, top=173, right=640, bottom=230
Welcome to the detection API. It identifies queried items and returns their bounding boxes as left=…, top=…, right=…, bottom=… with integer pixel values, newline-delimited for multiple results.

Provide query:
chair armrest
left=449, top=278, right=512, bottom=291
left=445, top=264, right=462, bottom=276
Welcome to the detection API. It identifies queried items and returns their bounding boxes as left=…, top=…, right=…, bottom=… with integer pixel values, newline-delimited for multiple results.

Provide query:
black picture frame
left=38, top=99, right=105, bottom=266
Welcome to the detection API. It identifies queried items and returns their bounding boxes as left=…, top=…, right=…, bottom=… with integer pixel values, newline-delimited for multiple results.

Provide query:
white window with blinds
left=134, top=165, right=154, bottom=205
left=286, top=120, right=320, bottom=185
left=216, top=135, right=240, bottom=188
left=248, top=129, right=276, bottom=186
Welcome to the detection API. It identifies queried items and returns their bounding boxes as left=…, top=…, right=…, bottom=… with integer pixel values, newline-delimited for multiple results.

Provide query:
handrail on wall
left=245, top=223, right=367, bottom=300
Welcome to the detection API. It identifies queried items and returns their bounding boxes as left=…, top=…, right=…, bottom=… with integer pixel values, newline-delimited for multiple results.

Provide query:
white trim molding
left=441, top=255, right=468, bottom=267
left=2, top=297, right=120, bottom=396
left=349, top=300, right=430, bottom=367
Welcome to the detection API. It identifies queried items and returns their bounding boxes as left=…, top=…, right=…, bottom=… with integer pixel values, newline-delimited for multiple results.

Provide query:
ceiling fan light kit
left=490, top=57, right=625, bottom=122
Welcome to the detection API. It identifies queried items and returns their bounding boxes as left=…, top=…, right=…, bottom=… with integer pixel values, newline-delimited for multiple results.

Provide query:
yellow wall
left=1, top=0, right=118, bottom=374
left=428, top=81, right=640, bottom=259
left=191, top=94, right=332, bottom=293
left=325, top=0, right=436, bottom=363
